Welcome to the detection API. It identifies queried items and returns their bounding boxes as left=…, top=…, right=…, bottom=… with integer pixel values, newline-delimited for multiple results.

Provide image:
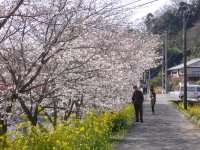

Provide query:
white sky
left=0, top=0, right=172, bottom=22
left=0, top=0, right=171, bottom=18
left=125, top=0, right=172, bottom=21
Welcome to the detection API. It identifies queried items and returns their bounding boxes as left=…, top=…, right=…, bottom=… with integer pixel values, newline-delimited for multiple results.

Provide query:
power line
left=119, top=0, right=159, bottom=11
left=136, top=0, right=159, bottom=8
left=120, top=0, right=143, bottom=8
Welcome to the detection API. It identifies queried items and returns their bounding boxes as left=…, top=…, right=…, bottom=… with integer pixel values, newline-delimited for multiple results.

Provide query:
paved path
left=114, top=94, right=200, bottom=150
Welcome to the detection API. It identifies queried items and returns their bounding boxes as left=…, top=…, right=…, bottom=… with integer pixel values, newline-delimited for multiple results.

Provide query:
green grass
left=110, top=104, right=135, bottom=149
left=171, top=101, right=200, bottom=127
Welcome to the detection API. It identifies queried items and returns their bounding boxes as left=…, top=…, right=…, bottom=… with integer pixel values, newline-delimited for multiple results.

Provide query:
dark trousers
left=134, top=103, right=143, bottom=121
left=151, top=105, right=155, bottom=113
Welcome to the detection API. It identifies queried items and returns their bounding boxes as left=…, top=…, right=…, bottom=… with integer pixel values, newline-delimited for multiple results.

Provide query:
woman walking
left=150, top=85, right=156, bottom=115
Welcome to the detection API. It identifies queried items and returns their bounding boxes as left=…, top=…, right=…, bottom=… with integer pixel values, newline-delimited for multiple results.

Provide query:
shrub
left=112, top=104, right=134, bottom=132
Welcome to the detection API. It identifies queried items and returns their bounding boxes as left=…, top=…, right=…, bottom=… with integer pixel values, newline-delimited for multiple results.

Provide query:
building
left=168, top=57, right=200, bottom=81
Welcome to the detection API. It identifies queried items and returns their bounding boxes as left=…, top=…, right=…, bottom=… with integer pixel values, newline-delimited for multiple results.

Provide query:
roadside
left=113, top=94, right=200, bottom=150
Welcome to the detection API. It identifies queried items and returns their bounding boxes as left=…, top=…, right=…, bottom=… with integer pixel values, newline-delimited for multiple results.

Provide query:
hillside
left=145, top=1, right=200, bottom=87
left=187, top=21, right=200, bottom=59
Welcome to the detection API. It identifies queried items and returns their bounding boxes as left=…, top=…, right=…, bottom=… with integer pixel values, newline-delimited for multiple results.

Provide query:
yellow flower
left=80, top=127, right=85, bottom=132
left=38, top=106, right=42, bottom=111
left=20, top=113, right=25, bottom=118
left=0, top=136, right=3, bottom=140
left=27, top=121, right=31, bottom=125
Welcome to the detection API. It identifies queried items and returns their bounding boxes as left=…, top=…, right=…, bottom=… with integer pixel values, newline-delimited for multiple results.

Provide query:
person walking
left=150, top=85, right=156, bottom=115
left=132, top=85, right=144, bottom=122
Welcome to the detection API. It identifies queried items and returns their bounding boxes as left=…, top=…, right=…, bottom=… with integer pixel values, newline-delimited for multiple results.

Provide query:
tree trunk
left=53, top=99, right=57, bottom=128
left=0, top=120, right=7, bottom=135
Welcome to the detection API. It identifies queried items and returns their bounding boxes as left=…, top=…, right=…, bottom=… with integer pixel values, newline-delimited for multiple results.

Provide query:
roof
left=168, top=57, right=200, bottom=71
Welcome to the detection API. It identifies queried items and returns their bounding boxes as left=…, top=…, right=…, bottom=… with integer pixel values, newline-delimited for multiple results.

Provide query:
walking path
left=114, top=94, right=200, bottom=150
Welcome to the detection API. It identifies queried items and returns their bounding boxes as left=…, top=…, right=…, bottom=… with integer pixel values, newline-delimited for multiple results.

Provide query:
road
left=113, top=94, right=200, bottom=150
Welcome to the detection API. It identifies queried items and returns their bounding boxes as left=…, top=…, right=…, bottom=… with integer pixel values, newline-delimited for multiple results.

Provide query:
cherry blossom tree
left=0, top=0, right=25, bottom=134
left=0, top=0, right=24, bottom=30
left=0, top=0, right=160, bottom=131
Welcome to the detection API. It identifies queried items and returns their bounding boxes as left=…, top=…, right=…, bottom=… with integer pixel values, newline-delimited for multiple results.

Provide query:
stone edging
left=170, top=101, right=200, bottom=128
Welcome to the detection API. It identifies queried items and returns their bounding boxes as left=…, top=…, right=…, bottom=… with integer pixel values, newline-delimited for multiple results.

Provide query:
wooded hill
left=145, top=0, right=200, bottom=86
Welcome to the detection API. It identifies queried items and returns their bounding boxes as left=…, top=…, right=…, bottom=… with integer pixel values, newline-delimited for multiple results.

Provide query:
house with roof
left=168, top=57, right=200, bottom=81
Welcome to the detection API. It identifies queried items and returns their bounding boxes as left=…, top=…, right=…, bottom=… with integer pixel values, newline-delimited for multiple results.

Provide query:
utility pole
left=149, top=69, right=151, bottom=80
left=162, top=40, right=165, bottom=94
left=143, top=72, right=145, bottom=84
left=183, top=11, right=187, bottom=110
left=164, top=31, right=168, bottom=94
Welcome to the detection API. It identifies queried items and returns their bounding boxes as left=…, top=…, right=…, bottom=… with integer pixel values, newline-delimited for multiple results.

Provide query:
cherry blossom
left=0, top=0, right=160, bottom=130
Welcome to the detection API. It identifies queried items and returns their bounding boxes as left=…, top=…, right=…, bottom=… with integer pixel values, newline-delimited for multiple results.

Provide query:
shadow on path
left=113, top=100, right=200, bottom=150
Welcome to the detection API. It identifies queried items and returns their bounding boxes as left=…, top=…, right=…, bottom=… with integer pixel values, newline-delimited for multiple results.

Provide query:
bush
left=112, top=104, right=134, bottom=132
left=195, top=80, right=200, bottom=85
left=112, top=114, right=128, bottom=132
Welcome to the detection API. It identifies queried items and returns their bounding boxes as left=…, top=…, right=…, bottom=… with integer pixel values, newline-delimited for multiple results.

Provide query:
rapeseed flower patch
left=179, top=102, right=200, bottom=118
left=178, top=102, right=200, bottom=126
left=0, top=104, right=134, bottom=150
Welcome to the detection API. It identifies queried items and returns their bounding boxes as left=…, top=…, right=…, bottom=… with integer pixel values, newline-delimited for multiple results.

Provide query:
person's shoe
left=140, top=120, right=143, bottom=122
left=135, top=120, right=139, bottom=122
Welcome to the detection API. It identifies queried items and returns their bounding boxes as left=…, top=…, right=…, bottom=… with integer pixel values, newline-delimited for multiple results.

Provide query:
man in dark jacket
left=132, top=85, right=144, bottom=122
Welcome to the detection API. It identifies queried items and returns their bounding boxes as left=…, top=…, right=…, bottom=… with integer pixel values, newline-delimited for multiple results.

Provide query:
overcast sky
left=0, top=0, right=172, bottom=21
left=125, top=0, right=172, bottom=21
left=0, top=0, right=171, bottom=17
